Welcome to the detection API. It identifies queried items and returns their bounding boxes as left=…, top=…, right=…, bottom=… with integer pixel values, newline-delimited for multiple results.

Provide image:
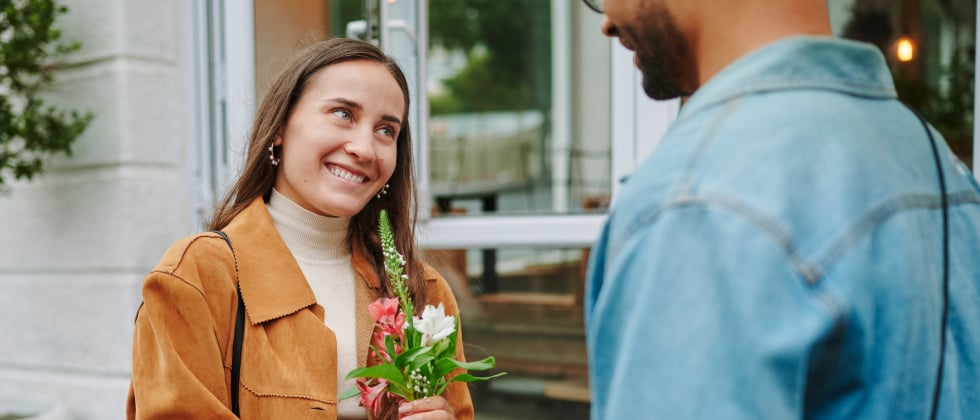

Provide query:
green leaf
left=446, top=372, right=507, bottom=384
left=408, top=354, right=436, bottom=372
left=405, top=328, right=423, bottom=348
left=445, top=318, right=460, bottom=354
left=435, top=371, right=508, bottom=395
left=386, top=383, right=414, bottom=400
left=432, top=358, right=459, bottom=379
left=394, top=345, right=432, bottom=367
left=432, top=337, right=453, bottom=358
left=339, top=387, right=361, bottom=401
left=344, top=363, right=406, bottom=387
left=385, top=335, right=398, bottom=364
left=451, top=356, right=498, bottom=371
left=449, top=371, right=508, bottom=383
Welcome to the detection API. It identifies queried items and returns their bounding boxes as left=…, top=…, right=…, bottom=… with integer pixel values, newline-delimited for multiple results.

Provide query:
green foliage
left=0, top=0, right=93, bottom=192
left=924, top=45, right=974, bottom=163
left=428, top=0, right=551, bottom=114
left=328, top=0, right=363, bottom=38
left=432, top=51, right=538, bottom=114
left=895, top=43, right=975, bottom=166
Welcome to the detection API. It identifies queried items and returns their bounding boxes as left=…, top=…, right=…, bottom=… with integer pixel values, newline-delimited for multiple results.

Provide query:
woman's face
left=274, top=59, right=405, bottom=217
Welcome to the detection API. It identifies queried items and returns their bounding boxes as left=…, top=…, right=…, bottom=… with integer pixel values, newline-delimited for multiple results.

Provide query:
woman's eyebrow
left=380, top=114, right=402, bottom=125
left=324, top=97, right=362, bottom=111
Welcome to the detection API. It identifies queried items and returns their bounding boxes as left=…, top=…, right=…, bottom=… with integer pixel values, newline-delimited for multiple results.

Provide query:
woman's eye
left=377, top=126, right=396, bottom=138
left=333, top=109, right=352, bottom=121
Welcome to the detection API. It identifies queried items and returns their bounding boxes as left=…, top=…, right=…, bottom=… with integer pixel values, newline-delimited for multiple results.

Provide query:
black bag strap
left=231, top=287, right=245, bottom=417
left=906, top=108, right=949, bottom=420
left=212, top=230, right=244, bottom=417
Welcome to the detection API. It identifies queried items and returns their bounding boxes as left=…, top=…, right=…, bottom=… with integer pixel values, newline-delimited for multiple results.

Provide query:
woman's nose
left=344, top=130, right=375, bottom=162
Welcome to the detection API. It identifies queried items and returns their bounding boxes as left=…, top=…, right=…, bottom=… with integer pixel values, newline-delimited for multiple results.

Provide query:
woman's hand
left=397, top=396, right=456, bottom=420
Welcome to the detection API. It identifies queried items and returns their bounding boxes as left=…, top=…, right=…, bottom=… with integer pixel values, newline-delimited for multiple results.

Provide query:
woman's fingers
left=398, top=396, right=456, bottom=420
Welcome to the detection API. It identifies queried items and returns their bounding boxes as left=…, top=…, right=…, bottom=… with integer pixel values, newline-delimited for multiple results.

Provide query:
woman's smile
left=327, top=163, right=367, bottom=184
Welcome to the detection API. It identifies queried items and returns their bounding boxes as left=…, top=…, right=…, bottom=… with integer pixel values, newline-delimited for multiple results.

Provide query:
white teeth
left=329, top=166, right=366, bottom=183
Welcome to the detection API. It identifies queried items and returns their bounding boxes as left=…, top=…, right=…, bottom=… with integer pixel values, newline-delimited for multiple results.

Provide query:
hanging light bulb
left=896, top=36, right=916, bottom=62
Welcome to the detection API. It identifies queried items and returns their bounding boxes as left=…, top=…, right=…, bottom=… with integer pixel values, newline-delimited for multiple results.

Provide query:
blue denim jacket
left=586, top=37, right=980, bottom=419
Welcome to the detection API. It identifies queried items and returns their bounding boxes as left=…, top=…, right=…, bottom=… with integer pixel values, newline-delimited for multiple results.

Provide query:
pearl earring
left=376, top=183, right=390, bottom=199
left=268, top=143, right=280, bottom=166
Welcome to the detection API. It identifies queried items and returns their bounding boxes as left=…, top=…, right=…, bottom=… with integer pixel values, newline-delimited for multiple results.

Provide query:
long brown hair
left=208, top=38, right=426, bottom=310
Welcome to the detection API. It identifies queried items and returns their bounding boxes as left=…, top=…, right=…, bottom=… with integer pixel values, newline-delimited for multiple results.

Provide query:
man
left=583, top=0, right=980, bottom=418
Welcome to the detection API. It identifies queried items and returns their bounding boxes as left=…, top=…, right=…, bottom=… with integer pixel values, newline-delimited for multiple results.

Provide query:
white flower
left=413, top=303, right=455, bottom=346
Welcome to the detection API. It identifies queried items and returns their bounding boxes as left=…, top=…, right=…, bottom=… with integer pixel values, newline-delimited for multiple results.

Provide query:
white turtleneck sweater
left=267, top=190, right=367, bottom=419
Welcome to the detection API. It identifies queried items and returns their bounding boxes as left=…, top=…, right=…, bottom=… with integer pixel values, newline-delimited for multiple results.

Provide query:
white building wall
left=0, top=0, right=191, bottom=418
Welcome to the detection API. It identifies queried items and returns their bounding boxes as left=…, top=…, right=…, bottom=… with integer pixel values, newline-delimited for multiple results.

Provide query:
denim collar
left=679, top=36, right=898, bottom=119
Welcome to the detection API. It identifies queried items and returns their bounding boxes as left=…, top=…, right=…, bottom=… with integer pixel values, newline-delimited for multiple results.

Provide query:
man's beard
left=629, top=9, right=693, bottom=100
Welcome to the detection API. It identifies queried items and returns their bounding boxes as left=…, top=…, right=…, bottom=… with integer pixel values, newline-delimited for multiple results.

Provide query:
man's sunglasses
left=583, top=0, right=603, bottom=13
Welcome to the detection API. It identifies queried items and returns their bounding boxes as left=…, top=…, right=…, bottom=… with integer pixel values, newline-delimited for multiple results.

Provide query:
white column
left=184, top=0, right=213, bottom=231
left=416, top=0, right=431, bottom=221
left=610, top=40, right=637, bottom=204
left=551, top=0, right=572, bottom=212
left=222, top=0, right=256, bottom=189
left=610, top=42, right=679, bottom=205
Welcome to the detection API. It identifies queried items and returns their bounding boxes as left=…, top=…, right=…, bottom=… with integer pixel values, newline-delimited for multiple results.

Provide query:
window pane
left=829, top=0, right=976, bottom=168
left=328, top=0, right=364, bottom=38
left=428, top=2, right=613, bottom=216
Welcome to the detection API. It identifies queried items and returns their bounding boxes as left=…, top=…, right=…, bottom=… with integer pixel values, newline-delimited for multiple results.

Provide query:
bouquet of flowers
left=340, top=210, right=505, bottom=415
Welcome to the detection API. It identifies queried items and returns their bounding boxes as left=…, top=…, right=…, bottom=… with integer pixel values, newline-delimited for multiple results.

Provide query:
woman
left=126, top=38, right=473, bottom=420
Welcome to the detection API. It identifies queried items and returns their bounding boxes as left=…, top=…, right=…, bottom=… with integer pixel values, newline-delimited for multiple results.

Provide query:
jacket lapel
left=223, top=197, right=319, bottom=324
left=224, top=197, right=393, bottom=367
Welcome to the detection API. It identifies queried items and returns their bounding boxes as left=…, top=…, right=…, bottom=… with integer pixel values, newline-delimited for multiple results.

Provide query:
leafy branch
left=0, top=0, right=93, bottom=192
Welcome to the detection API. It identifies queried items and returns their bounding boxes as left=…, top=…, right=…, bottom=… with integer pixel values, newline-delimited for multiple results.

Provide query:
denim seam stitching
left=617, top=191, right=857, bottom=330
left=684, top=80, right=895, bottom=117
left=622, top=189, right=822, bottom=283
left=671, top=193, right=820, bottom=283
left=809, top=190, right=980, bottom=281
left=691, top=81, right=898, bottom=119
left=673, top=99, right=739, bottom=199
left=619, top=193, right=834, bottom=316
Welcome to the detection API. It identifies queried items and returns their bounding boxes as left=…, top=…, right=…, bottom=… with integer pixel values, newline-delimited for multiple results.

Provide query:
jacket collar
left=223, top=197, right=382, bottom=324
left=680, top=36, right=898, bottom=119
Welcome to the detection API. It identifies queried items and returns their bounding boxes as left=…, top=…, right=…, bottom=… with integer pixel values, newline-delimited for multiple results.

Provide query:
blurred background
left=0, top=0, right=975, bottom=419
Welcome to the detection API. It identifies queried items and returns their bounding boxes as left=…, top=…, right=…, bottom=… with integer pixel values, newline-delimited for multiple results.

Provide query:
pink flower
left=356, top=378, right=389, bottom=415
left=370, top=330, right=399, bottom=363
left=368, top=297, right=406, bottom=335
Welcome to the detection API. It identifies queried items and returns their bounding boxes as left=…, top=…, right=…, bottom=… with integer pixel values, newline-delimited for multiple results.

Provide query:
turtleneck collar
left=267, top=189, right=351, bottom=263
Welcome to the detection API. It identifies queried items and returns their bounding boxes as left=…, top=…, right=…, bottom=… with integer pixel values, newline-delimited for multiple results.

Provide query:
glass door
left=356, top=1, right=676, bottom=417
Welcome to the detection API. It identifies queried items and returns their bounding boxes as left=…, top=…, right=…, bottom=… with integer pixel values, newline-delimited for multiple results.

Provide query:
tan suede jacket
left=127, top=198, right=474, bottom=419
